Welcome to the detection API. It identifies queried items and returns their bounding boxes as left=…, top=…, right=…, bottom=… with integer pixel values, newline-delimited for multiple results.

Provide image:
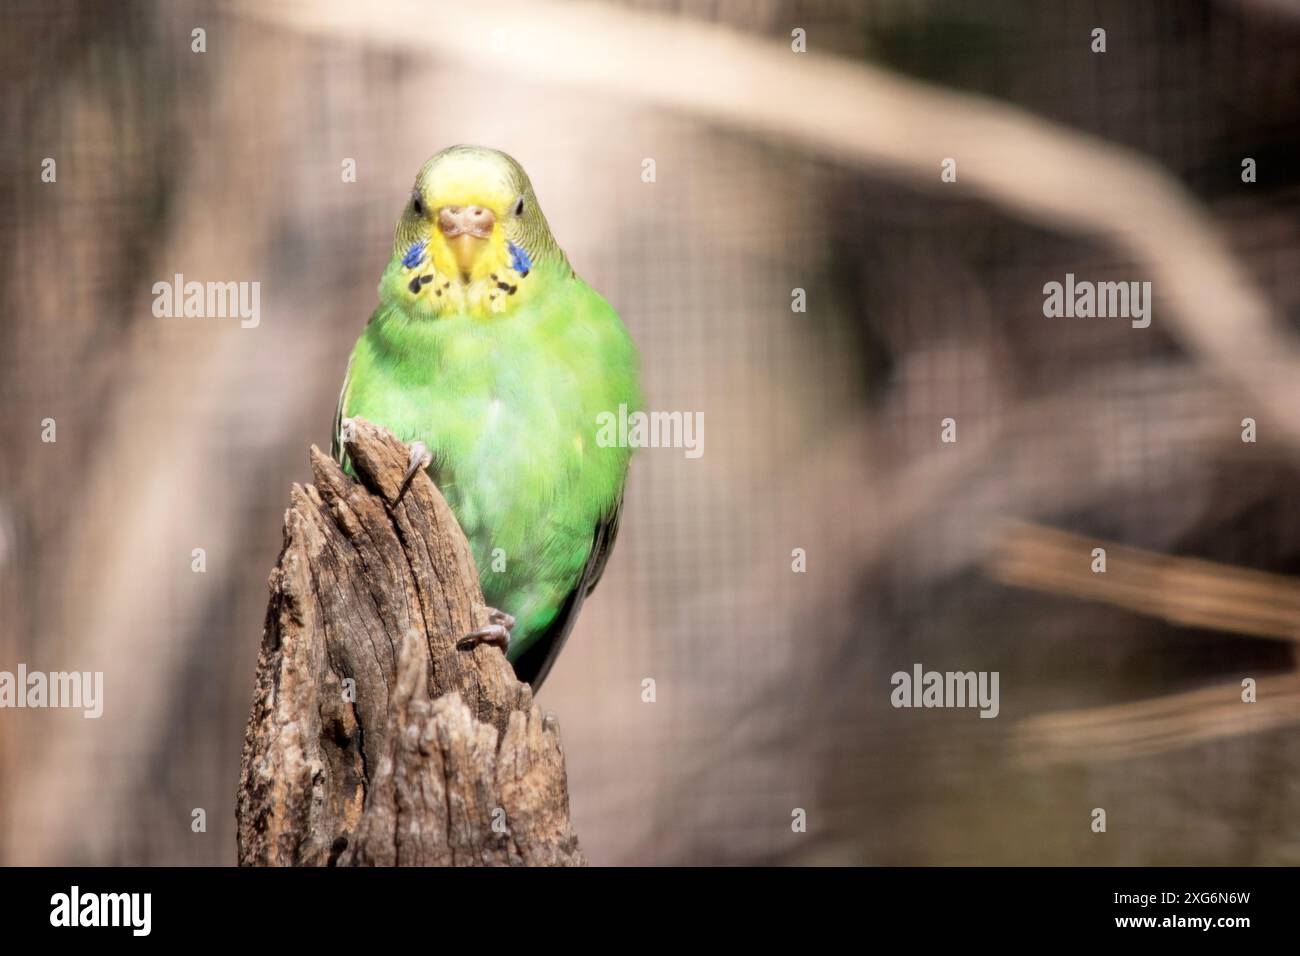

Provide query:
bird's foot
left=393, top=440, right=432, bottom=506
left=457, top=608, right=515, bottom=653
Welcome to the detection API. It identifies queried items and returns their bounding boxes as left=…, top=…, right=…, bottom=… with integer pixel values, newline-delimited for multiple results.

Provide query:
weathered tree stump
left=236, top=418, right=585, bottom=866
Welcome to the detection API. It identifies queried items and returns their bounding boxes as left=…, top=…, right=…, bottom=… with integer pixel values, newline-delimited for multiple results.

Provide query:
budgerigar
left=332, top=145, right=641, bottom=689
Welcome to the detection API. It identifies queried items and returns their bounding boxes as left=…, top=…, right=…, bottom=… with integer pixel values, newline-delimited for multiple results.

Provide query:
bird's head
left=381, top=145, right=568, bottom=318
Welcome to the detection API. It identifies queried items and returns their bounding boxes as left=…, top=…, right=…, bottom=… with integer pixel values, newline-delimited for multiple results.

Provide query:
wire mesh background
left=2, top=0, right=1299, bottom=865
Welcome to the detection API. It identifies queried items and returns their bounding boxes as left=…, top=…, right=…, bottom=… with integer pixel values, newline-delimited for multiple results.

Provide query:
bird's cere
left=437, top=204, right=495, bottom=239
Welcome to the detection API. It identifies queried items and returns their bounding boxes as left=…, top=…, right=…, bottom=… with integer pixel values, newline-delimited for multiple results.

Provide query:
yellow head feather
left=381, top=145, right=568, bottom=318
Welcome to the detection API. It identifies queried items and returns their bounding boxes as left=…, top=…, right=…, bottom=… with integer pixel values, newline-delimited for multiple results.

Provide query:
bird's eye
left=412, top=195, right=424, bottom=216
left=513, top=195, right=525, bottom=217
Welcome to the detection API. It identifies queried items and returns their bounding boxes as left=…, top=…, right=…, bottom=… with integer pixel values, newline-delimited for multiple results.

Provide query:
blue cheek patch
left=507, top=241, right=531, bottom=277
left=402, top=240, right=426, bottom=269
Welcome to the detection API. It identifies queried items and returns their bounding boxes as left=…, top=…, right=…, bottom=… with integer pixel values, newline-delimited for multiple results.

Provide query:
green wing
left=330, top=356, right=352, bottom=467
left=510, top=495, right=624, bottom=689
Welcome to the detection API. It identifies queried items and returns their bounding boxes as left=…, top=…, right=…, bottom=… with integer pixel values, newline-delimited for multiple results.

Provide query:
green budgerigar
left=333, top=145, right=641, bottom=689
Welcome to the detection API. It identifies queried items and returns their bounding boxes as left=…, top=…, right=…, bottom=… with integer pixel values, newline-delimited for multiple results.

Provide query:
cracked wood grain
left=236, top=418, right=584, bottom=866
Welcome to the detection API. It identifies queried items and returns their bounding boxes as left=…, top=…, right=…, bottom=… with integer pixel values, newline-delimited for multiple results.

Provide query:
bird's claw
left=394, top=441, right=432, bottom=507
left=457, top=608, right=514, bottom=652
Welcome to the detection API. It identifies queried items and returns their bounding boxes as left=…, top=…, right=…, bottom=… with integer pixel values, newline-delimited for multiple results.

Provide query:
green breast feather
left=341, top=260, right=642, bottom=663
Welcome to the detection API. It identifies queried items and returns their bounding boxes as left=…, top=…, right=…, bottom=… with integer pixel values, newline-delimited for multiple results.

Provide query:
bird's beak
left=438, top=206, right=496, bottom=281
left=448, top=233, right=487, bottom=280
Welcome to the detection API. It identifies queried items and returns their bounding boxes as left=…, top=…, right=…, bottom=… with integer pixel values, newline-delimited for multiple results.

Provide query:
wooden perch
left=236, top=418, right=585, bottom=866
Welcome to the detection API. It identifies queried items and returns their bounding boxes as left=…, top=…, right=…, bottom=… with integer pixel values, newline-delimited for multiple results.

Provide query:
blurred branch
left=989, top=521, right=1300, bottom=642
left=993, top=521, right=1300, bottom=764
left=1014, top=673, right=1300, bottom=766
left=237, top=419, right=584, bottom=866
left=240, top=0, right=1300, bottom=448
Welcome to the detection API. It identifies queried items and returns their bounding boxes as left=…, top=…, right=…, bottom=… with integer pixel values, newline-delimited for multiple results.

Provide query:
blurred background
left=2, top=0, right=1300, bottom=865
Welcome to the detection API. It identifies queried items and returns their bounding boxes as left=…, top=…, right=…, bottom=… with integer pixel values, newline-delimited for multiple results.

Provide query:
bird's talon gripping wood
left=458, top=624, right=511, bottom=652
left=393, top=440, right=432, bottom=506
